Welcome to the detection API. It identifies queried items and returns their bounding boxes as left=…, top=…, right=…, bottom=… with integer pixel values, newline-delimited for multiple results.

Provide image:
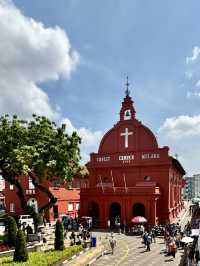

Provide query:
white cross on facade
left=120, top=128, right=133, bottom=148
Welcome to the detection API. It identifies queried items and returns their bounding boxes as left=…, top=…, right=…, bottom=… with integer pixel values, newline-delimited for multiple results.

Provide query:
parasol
left=181, top=236, right=194, bottom=243
left=131, top=216, right=147, bottom=223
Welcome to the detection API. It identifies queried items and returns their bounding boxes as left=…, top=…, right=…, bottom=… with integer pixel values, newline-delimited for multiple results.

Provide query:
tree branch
left=28, top=172, right=57, bottom=214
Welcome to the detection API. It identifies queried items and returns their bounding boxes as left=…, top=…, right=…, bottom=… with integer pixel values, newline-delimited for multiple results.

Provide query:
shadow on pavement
left=164, top=258, right=174, bottom=262
left=139, top=250, right=148, bottom=253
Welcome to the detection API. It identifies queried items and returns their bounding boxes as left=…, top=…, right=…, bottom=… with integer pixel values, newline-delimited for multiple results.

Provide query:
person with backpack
left=109, top=235, right=116, bottom=255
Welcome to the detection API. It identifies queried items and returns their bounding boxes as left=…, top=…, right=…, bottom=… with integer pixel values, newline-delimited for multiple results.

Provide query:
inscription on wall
left=141, top=153, right=160, bottom=159
left=96, top=156, right=110, bottom=162
left=119, top=155, right=134, bottom=161
left=96, top=153, right=160, bottom=162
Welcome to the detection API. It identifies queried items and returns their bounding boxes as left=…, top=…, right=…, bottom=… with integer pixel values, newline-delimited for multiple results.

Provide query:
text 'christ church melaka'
left=80, top=82, right=185, bottom=228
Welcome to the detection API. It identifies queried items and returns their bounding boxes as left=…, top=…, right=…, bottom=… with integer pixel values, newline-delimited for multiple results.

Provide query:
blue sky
left=1, top=0, right=200, bottom=174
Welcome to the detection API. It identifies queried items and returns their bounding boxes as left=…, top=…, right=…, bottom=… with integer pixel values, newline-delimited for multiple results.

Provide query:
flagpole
left=110, top=170, right=115, bottom=192
left=123, top=173, right=127, bottom=192
left=99, top=175, right=104, bottom=193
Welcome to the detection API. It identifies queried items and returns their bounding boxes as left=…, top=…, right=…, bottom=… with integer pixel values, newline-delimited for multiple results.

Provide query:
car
left=18, top=215, right=34, bottom=229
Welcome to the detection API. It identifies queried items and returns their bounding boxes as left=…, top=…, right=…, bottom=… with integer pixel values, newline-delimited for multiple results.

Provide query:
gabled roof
left=171, top=157, right=186, bottom=175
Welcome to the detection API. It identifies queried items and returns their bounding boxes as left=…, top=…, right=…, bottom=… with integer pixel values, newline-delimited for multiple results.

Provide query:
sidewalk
left=62, top=243, right=105, bottom=266
left=61, top=233, right=108, bottom=266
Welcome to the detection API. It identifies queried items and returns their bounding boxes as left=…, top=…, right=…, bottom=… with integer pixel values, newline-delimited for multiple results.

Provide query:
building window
left=10, top=203, right=15, bottom=212
left=73, top=181, right=80, bottom=188
left=144, top=176, right=151, bottom=181
left=0, top=175, right=5, bottom=191
left=28, top=176, right=35, bottom=189
left=52, top=179, right=61, bottom=187
left=68, top=203, right=73, bottom=211
left=9, top=184, right=14, bottom=190
left=103, top=177, right=109, bottom=183
left=75, top=203, right=80, bottom=210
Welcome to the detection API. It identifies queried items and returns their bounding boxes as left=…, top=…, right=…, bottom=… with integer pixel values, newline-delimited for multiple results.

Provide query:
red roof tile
left=49, top=187, right=80, bottom=201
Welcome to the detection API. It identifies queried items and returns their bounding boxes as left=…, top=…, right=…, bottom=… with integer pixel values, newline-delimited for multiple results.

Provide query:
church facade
left=80, top=85, right=185, bottom=227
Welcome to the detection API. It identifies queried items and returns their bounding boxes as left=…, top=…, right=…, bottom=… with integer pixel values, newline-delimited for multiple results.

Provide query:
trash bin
left=91, top=236, right=97, bottom=247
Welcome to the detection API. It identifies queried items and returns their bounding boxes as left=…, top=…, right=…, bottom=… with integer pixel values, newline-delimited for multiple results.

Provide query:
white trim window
left=10, top=203, right=15, bottom=212
left=28, top=176, right=35, bottom=189
left=9, top=184, right=14, bottom=190
left=68, top=202, right=73, bottom=211
left=75, top=203, right=80, bottom=210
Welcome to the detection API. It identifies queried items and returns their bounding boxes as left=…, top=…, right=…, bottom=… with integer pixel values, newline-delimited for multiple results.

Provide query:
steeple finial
left=125, top=76, right=130, bottom=96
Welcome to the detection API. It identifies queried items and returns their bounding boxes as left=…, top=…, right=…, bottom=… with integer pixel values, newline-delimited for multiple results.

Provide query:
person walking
left=109, top=235, right=116, bottom=255
left=143, top=231, right=148, bottom=246
left=146, top=234, right=151, bottom=251
left=170, top=241, right=177, bottom=258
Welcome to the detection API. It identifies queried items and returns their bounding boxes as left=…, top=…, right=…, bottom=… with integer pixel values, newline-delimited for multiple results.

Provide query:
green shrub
left=0, top=245, right=82, bottom=266
left=54, top=220, right=64, bottom=250
left=13, top=229, right=28, bottom=262
left=7, top=216, right=17, bottom=247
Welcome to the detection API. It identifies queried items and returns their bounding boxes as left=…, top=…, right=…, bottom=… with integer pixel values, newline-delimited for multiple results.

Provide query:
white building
left=192, top=174, right=200, bottom=198
left=183, top=176, right=193, bottom=199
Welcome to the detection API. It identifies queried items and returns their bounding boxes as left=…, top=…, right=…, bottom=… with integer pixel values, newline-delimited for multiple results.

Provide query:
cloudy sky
left=1, top=0, right=200, bottom=175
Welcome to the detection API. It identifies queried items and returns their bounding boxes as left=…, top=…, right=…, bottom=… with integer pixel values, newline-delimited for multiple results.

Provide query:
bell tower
left=120, top=77, right=136, bottom=121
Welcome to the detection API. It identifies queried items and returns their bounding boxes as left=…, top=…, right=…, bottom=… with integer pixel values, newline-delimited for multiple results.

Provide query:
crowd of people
left=68, top=228, right=91, bottom=246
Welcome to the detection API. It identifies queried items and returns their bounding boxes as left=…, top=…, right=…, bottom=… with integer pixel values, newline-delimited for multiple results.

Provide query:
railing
left=81, top=186, right=161, bottom=195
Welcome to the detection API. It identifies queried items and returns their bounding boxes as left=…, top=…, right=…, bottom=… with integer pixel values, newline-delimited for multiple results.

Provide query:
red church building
left=80, top=83, right=185, bottom=227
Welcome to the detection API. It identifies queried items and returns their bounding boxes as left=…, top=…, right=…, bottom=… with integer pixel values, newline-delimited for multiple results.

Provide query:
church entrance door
left=109, top=202, right=121, bottom=227
left=132, top=203, right=145, bottom=217
left=88, top=202, right=99, bottom=228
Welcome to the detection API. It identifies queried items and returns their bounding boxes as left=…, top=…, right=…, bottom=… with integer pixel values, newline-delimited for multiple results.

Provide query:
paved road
left=93, top=203, right=191, bottom=266
left=92, top=234, right=185, bottom=266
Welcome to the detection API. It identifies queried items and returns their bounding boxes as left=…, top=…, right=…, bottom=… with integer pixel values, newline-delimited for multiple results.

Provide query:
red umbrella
left=131, top=216, right=147, bottom=223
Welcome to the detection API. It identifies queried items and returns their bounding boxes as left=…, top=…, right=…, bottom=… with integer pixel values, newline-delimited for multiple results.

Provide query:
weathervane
left=125, top=76, right=130, bottom=96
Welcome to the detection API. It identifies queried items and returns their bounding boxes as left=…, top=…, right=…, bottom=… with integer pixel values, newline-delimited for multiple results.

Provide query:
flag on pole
left=110, top=170, right=115, bottom=192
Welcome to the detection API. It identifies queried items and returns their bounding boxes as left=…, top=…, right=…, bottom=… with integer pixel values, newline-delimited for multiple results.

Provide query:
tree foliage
left=13, top=229, right=28, bottom=262
left=54, top=220, right=64, bottom=250
left=0, top=114, right=83, bottom=214
left=7, top=216, right=17, bottom=247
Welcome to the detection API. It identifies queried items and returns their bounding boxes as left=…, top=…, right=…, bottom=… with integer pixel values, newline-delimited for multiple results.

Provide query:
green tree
left=7, top=216, right=17, bottom=247
left=13, top=229, right=28, bottom=262
left=0, top=114, right=83, bottom=217
left=54, top=220, right=64, bottom=250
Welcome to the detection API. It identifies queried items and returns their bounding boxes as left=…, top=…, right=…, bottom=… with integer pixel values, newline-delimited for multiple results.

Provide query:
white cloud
left=186, top=91, right=200, bottom=98
left=196, top=80, right=200, bottom=87
left=159, top=115, right=200, bottom=139
left=62, top=118, right=103, bottom=163
left=186, top=46, right=200, bottom=64
left=0, top=0, right=79, bottom=118
left=185, top=71, right=193, bottom=79
left=158, top=115, right=200, bottom=175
